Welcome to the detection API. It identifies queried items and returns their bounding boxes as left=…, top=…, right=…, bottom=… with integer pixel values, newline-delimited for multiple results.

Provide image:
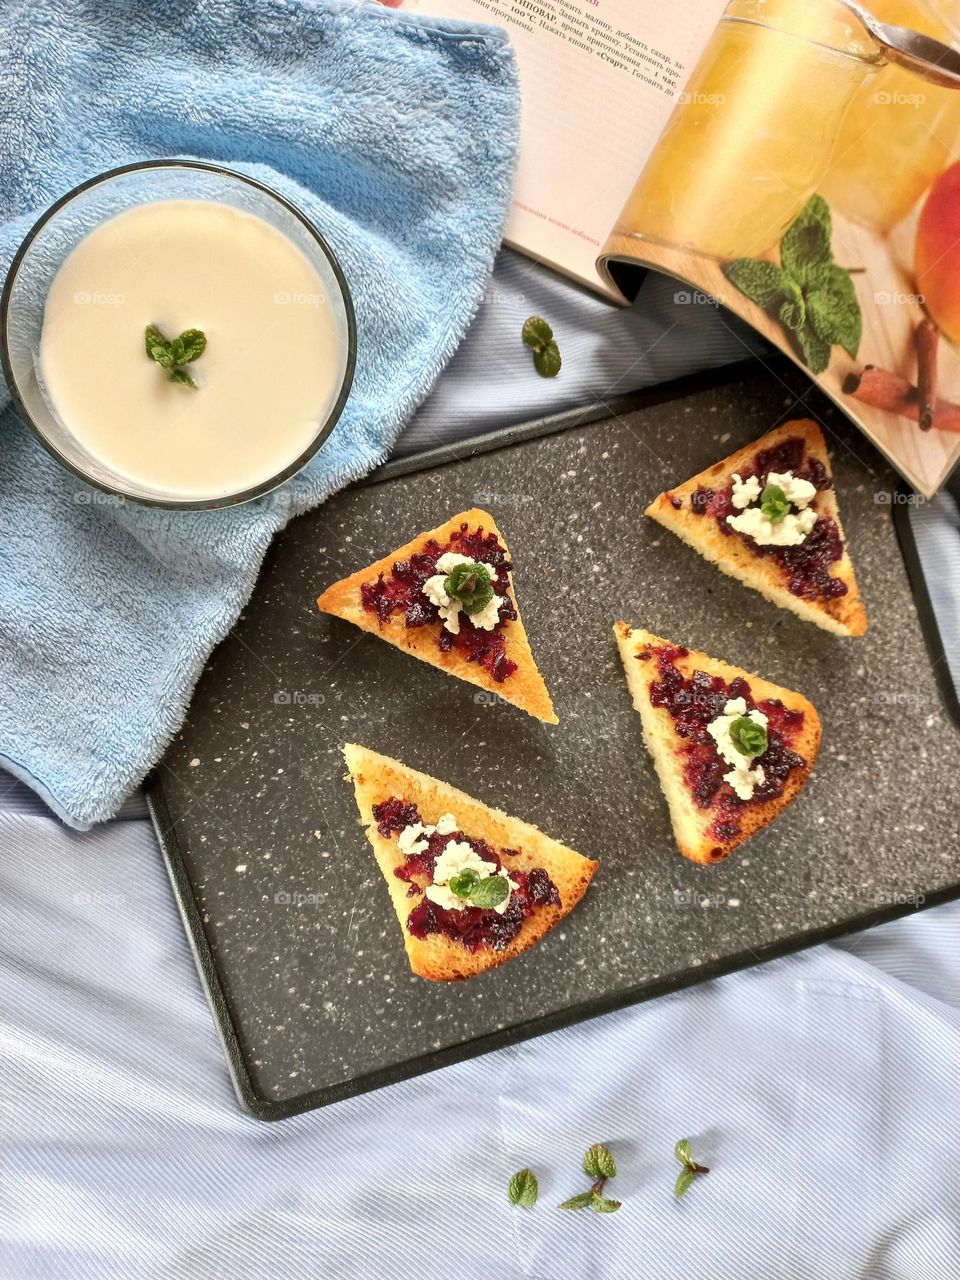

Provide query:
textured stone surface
left=154, top=370, right=960, bottom=1108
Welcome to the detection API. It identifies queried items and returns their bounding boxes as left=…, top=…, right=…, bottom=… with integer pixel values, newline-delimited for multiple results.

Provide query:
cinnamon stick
left=915, top=319, right=939, bottom=431
left=843, top=365, right=960, bottom=433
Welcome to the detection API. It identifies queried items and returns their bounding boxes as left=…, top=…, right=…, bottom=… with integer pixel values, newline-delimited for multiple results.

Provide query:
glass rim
left=0, top=158, right=358, bottom=511
left=722, top=6, right=885, bottom=66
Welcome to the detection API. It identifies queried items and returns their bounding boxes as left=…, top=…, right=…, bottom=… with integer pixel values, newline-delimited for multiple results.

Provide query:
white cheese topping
left=706, top=697, right=768, bottom=801
left=421, top=552, right=504, bottom=634
left=730, top=472, right=761, bottom=509
left=396, top=811, right=459, bottom=857
left=726, top=468, right=819, bottom=547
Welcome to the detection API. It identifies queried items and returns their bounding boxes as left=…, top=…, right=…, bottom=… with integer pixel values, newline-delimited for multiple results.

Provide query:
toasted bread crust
left=614, top=622, right=821, bottom=864
left=343, top=743, right=598, bottom=980
left=317, top=509, right=557, bottom=723
left=645, top=420, right=867, bottom=637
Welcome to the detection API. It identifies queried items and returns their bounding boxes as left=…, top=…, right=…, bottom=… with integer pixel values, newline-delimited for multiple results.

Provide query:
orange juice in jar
left=819, top=0, right=960, bottom=234
left=614, top=0, right=881, bottom=261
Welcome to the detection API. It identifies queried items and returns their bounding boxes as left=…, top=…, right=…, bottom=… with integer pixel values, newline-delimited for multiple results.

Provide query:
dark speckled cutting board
left=148, top=364, right=960, bottom=1119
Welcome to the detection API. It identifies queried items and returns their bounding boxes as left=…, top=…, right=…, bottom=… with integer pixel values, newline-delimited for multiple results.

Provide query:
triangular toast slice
left=317, top=509, right=557, bottom=723
left=645, top=420, right=867, bottom=636
left=343, top=743, right=598, bottom=981
left=614, top=622, right=821, bottom=864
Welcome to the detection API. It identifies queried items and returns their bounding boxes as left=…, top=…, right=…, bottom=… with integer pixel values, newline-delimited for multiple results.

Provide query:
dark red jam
left=689, top=437, right=846, bottom=602
left=644, top=645, right=806, bottom=849
left=360, top=524, right=518, bottom=682
left=371, top=798, right=561, bottom=952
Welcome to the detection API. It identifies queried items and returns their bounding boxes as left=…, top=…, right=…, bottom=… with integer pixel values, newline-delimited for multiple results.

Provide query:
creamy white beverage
left=38, top=200, right=347, bottom=500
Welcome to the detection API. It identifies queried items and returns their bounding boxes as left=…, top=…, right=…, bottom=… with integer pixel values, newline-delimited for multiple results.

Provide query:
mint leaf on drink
left=507, top=1168, right=538, bottom=1207
left=591, top=1195, right=621, bottom=1214
left=522, top=315, right=562, bottom=378
left=729, top=716, right=768, bottom=759
left=723, top=195, right=860, bottom=373
left=583, top=1145, right=617, bottom=1180
left=145, top=323, right=207, bottom=388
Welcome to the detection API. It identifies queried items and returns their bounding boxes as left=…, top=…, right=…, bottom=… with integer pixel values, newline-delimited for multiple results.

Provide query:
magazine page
left=598, top=0, right=960, bottom=496
left=391, top=0, right=728, bottom=298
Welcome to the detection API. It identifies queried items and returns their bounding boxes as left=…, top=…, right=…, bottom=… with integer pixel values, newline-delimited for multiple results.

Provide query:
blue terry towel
left=0, top=0, right=519, bottom=827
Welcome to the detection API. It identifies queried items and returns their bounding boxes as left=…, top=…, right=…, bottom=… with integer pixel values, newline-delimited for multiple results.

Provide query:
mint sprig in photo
left=145, top=324, right=207, bottom=389
left=724, top=196, right=861, bottom=375
left=559, top=1144, right=621, bottom=1214
left=507, top=1168, right=538, bottom=1208
left=759, top=482, right=791, bottom=524
left=522, top=315, right=562, bottom=378
left=443, top=561, right=495, bottom=617
left=673, top=1139, right=710, bottom=1199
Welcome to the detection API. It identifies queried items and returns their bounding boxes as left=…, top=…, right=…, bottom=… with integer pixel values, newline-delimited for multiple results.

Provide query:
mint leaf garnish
left=723, top=195, right=860, bottom=372
left=729, top=716, right=768, bottom=758
left=673, top=1138, right=710, bottom=1199
left=466, top=874, right=510, bottom=909
left=448, top=868, right=481, bottom=900
left=522, top=315, right=562, bottom=378
left=558, top=1191, right=595, bottom=1211
left=145, top=323, right=207, bottom=388
left=444, top=561, right=494, bottom=617
left=507, top=1168, right=538, bottom=1207
left=759, top=482, right=790, bottom=524
left=583, top=1145, right=617, bottom=1180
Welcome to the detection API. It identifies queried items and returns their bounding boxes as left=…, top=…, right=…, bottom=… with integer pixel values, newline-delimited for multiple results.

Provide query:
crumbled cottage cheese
left=726, top=469, right=818, bottom=546
left=422, top=552, right=503, bottom=634
left=730, top=472, right=761, bottom=509
left=394, top=828, right=518, bottom=914
left=706, top=697, right=768, bottom=801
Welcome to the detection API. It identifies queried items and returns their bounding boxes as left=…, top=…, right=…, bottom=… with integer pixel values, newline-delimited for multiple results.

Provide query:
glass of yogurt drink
left=0, top=161, right=356, bottom=507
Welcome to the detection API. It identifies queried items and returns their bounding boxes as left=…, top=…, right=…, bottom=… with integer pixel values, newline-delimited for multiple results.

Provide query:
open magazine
left=389, top=0, right=960, bottom=497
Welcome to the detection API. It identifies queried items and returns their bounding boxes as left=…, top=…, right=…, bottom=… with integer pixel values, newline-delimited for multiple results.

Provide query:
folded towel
left=0, top=0, right=518, bottom=827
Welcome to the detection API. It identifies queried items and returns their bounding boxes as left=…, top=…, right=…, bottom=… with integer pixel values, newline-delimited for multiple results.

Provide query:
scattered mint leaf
left=507, top=1168, right=538, bottom=1207
left=583, top=1145, right=617, bottom=1180
left=144, top=323, right=207, bottom=388
left=522, top=316, right=562, bottom=378
left=672, top=1139, right=710, bottom=1200
left=559, top=1191, right=595, bottom=1211
left=722, top=195, right=860, bottom=374
left=675, top=1170, right=695, bottom=1199
left=465, top=874, right=510, bottom=910
left=522, top=316, right=553, bottom=348
left=760, top=482, right=790, bottom=524
left=591, top=1195, right=622, bottom=1214
left=724, top=259, right=791, bottom=310
left=443, top=561, right=495, bottom=617
left=729, top=716, right=768, bottom=759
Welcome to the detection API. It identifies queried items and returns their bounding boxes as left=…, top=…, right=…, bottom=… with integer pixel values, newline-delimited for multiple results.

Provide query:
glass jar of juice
left=819, top=0, right=960, bottom=234
left=613, top=0, right=882, bottom=261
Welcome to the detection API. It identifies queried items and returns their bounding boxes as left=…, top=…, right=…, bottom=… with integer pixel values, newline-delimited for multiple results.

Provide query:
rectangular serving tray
left=147, top=361, right=960, bottom=1119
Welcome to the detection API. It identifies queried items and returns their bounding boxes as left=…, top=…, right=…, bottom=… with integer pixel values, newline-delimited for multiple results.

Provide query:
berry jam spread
left=645, top=645, right=806, bottom=853
left=688, top=437, right=846, bottom=602
left=360, top=524, right=518, bottom=682
left=371, top=798, right=560, bottom=952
